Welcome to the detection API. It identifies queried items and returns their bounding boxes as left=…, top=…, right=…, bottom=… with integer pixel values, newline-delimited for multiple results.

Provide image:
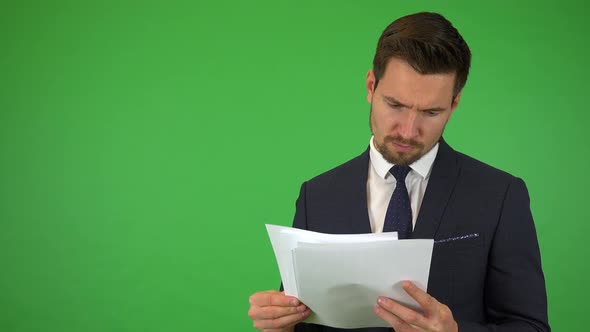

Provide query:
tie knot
left=390, top=165, right=411, bottom=182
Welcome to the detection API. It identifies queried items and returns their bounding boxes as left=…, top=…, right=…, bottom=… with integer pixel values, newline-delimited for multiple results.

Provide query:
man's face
left=366, top=58, right=461, bottom=166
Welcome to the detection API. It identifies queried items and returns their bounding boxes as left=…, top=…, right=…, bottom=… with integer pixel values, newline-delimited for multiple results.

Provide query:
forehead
left=378, top=58, right=456, bottom=107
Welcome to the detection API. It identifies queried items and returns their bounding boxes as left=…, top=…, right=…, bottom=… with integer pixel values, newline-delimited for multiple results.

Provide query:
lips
left=383, top=136, right=423, bottom=153
left=393, top=142, right=414, bottom=152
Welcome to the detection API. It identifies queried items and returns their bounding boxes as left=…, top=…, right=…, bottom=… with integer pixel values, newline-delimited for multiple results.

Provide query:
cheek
left=423, top=118, right=450, bottom=138
left=371, top=114, right=391, bottom=136
left=373, top=109, right=396, bottom=126
left=370, top=109, right=383, bottom=129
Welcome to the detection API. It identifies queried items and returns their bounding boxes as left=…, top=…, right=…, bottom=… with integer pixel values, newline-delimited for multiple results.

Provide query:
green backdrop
left=1, top=1, right=587, bottom=331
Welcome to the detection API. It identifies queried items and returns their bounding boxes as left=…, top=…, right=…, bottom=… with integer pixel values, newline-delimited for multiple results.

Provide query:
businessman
left=248, top=12, right=549, bottom=332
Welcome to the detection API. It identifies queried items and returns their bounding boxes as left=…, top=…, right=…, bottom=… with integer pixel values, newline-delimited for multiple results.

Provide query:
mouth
left=392, top=141, right=415, bottom=152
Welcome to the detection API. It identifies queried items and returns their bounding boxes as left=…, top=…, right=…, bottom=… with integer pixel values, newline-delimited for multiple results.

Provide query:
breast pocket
left=433, top=232, right=488, bottom=313
left=434, top=232, right=483, bottom=249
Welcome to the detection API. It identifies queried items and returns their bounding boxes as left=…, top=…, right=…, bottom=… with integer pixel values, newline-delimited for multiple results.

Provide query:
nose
left=399, top=110, right=420, bottom=139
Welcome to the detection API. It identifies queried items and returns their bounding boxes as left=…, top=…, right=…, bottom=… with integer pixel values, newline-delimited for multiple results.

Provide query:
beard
left=374, top=135, right=425, bottom=166
left=369, top=104, right=436, bottom=166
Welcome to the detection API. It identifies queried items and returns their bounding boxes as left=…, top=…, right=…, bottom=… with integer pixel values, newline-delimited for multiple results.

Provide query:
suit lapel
left=346, top=149, right=373, bottom=234
left=411, top=139, right=460, bottom=239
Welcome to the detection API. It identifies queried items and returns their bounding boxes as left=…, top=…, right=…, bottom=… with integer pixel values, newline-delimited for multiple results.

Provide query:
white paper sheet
left=266, top=224, right=433, bottom=329
left=266, top=224, right=398, bottom=296
left=294, top=240, right=434, bottom=328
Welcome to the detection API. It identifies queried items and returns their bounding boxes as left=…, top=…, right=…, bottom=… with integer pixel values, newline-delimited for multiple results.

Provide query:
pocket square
left=434, top=233, right=480, bottom=244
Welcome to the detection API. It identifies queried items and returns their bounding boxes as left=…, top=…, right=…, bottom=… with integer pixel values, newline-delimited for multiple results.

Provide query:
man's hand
left=248, top=290, right=311, bottom=332
left=373, top=281, right=458, bottom=332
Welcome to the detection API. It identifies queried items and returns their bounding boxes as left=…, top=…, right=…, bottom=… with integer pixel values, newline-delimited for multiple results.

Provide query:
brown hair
left=372, top=12, right=471, bottom=98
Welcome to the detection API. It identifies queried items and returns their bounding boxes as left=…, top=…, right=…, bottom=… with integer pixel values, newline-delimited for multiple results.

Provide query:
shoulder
left=445, top=144, right=527, bottom=198
left=439, top=138, right=513, bottom=178
left=456, top=150, right=514, bottom=180
left=304, top=149, right=369, bottom=188
left=437, top=139, right=526, bottom=194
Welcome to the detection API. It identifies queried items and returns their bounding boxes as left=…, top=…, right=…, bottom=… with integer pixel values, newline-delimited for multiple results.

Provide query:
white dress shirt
left=367, top=136, right=439, bottom=233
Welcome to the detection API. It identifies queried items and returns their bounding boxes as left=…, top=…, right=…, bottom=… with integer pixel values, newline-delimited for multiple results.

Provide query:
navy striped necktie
left=383, top=165, right=412, bottom=239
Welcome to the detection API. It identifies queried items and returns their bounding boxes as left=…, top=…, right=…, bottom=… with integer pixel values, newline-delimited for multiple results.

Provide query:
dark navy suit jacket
left=292, top=139, right=549, bottom=332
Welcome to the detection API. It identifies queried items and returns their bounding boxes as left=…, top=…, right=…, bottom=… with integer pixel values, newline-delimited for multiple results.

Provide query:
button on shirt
left=367, top=136, right=439, bottom=233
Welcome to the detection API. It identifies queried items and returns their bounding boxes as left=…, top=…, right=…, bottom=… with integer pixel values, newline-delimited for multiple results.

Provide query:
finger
left=250, top=291, right=300, bottom=307
left=249, top=303, right=307, bottom=320
left=376, top=296, right=427, bottom=328
left=402, top=281, right=437, bottom=314
left=373, top=303, right=414, bottom=332
left=253, top=309, right=311, bottom=330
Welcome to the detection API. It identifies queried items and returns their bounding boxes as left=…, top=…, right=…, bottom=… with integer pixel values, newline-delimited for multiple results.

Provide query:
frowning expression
left=366, top=58, right=461, bottom=165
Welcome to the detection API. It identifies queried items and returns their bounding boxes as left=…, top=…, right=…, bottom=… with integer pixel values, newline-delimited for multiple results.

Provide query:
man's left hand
left=373, top=281, right=458, bottom=332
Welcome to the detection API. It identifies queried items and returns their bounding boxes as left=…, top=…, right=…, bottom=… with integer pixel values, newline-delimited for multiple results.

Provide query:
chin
left=385, top=150, right=422, bottom=166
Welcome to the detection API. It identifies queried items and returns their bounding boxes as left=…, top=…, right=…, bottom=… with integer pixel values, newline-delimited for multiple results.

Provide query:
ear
left=366, top=69, right=376, bottom=103
left=450, top=91, right=462, bottom=115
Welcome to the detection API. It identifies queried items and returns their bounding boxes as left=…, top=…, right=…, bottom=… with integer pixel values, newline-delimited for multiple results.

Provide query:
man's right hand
left=248, top=290, right=311, bottom=332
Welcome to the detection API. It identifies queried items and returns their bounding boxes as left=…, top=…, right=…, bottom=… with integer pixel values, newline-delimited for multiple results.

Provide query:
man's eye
left=424, top=110, right=439, bottom=117
left=388, top=103, right=402, bottom=109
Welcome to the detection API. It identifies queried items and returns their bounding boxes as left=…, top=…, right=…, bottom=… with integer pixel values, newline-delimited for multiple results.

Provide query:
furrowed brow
left=422, top=106, right=446, bottom=112
left=383, top=95, right=447, bottom=112
left=383, top=95, right=409, bottom=107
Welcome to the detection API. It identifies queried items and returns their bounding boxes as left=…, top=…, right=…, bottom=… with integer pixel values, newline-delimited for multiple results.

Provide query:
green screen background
left=1, top=1, right=587, bottom=331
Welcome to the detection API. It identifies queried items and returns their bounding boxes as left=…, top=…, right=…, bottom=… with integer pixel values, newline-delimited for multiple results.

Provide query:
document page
left=294, top=240, right=433, bottom=328
left=266, top=224, right=433, bottom=329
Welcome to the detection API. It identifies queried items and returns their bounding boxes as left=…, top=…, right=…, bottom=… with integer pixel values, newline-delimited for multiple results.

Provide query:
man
left=248, top=12, right=550, bottom=332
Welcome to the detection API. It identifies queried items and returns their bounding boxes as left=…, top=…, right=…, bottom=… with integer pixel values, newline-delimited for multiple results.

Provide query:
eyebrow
left=383, top=95, right=447, bottom=112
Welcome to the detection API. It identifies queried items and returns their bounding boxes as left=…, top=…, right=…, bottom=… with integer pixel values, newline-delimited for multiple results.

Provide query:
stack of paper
left=266, top=224, right=434, bottom=329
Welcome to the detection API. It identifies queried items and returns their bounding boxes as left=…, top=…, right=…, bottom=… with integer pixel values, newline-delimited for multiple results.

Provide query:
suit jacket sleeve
left=293, top=182, right=308, bottom=231
left=457, top=177, right=549, bottom=332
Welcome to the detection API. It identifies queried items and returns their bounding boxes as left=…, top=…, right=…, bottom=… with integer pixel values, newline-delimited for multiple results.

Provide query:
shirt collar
left=369, top=136, right=439, bottom=180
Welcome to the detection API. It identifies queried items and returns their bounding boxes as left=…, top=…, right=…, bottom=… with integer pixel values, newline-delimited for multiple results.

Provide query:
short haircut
left=372, top=12, right=471, bottom=98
